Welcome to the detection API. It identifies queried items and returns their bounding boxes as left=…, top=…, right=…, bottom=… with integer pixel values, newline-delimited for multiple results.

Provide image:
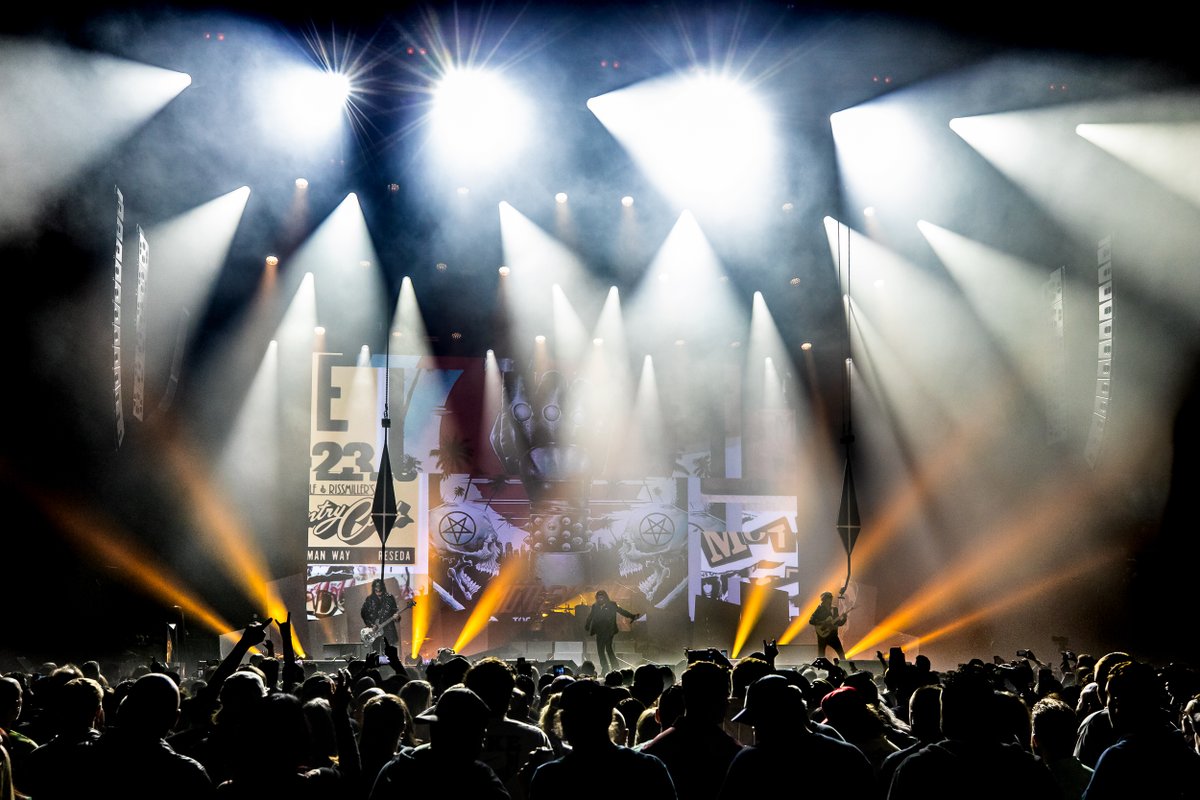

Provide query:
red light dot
left=419, top=48, right=427, bottom=55
left=217, top=33, right=225, bottom=41
left=613, top=61, right=620, bottom=68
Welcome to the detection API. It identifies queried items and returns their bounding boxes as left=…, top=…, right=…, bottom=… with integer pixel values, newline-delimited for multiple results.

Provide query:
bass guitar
left=361, top=599, right=416, bottom=645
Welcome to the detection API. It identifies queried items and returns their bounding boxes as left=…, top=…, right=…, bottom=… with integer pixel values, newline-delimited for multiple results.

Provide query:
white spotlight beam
left=588, top=72, right=780, bottom=225
left=497, top=201, right=604, bottom=372
left=0, top=38, right=191, bottom=236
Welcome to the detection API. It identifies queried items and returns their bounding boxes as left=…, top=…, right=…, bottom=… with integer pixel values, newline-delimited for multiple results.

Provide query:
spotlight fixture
left=436, top=262, right=448, bottom=271
left=314, top=326, right=325, bottom=336
left=451, top=332, right=463, bottom=340
left=295, top=177, right=309, bottom=189
left=265, top=255, right=279, bottom=267
left=498, top=266, right=510, bottom=277
left=789, top=277, right=801, bottom=286
left=801, top=342, right=812, bottom=351
left=534, top=335, right=546, bottom=344
left=457, top=186, right=470, bottom=195
left=555, top=192, right=568, bottom=204
left=621, top=195, right=634, bottom=207
left=782, top=202, right=794, bottom=212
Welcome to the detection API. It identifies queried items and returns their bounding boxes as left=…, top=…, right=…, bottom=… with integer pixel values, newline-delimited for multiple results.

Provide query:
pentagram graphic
left=439, top=510, right=477, bottom=546
left=639, top=512, right=675, bottom=548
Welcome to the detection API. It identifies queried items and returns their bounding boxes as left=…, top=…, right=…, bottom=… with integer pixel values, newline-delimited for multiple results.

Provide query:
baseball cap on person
left=416, top=685, right=490, bottom=726
left=731, top=673, right=805, bottom=726
left=820, top=685, right=863, bottom=716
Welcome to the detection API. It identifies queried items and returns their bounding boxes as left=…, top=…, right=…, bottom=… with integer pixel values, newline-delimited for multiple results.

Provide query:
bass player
left=809, top=591, right=850, bottom=663
left=361, top=578, right=399, bottom=655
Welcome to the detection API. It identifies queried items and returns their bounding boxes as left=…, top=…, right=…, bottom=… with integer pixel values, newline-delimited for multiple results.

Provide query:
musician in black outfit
left=361, top=579, right=399, bottom=655
left=584, top=589, right=641, bottom=675
left=809, top=591, right=849, bottom=663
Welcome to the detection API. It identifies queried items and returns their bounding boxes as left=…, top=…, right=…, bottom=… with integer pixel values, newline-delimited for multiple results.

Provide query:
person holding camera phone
left=584, top=589, right=641, bottom=675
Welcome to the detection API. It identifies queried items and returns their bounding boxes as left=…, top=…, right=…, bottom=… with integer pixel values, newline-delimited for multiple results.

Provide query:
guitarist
left=808, top=591, right=849, bottom=663
left=361, top=578, right=399, bottom=655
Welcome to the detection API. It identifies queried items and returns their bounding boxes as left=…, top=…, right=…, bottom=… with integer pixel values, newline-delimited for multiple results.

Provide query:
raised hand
left=242, top=617, right=272, bottom=648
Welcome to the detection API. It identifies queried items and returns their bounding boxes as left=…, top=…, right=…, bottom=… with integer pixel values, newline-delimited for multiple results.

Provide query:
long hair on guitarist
left=808, top=590, right=852, bottom=664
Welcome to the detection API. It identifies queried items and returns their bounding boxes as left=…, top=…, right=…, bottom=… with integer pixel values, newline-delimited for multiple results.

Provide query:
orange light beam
left=732, top=579, right=774, bottom=658
left=164, top=435, right=306, bottom=657
left=779, top=386, right=1021, bottom=645
left=847, top=475, right=1095, bottom=657
left=453, top=556, right=528, bottom=654
left=900, top=548, right=1122, bottom=650
left=411, top=578, right=432, bottom=662
left=38, top=494, right=236, bottom=636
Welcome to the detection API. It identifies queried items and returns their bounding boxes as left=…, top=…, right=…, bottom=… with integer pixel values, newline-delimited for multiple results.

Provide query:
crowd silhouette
left=3, top=616, right=1198, bottom=800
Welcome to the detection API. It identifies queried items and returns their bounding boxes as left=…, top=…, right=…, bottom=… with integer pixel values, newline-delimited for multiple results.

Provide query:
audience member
left=1073, top=651, right=1130, bottom=767
left=93, top=672, right=213, bottom=799
left=528, top=678, right=676, bottom=800
left=1031, top=696, right=1092, bottom=800
left=21, top=677, right=105, bottom=800
left=717, top=674, right=876, bottom=800
left=641, top=660, right=743, bottom=800
left=878, top=683, right=942, bottom=792
left=888, top=665, right=1059, bottom=800
left=464, top=657, right=553, bottom=796
left=1082, top=660, right=1200, bottom=799
left=820, top=684, right=901, bottom=772
left=369, top=685, right=509, bottom=800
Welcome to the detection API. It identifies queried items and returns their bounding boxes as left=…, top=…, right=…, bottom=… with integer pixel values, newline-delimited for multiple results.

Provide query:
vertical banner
left=112, top=187, right=125, bottom=448
left=133, top=225, right=149, bottom=421
left=306, top=353, right=468, bottom=631
left=307, top=353, right=422, bottom=621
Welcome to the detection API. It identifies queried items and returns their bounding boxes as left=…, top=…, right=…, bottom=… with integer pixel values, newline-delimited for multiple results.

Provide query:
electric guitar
left=813, top=605, right=853, bottom=638
left=361, top=599, right=416, bottom=645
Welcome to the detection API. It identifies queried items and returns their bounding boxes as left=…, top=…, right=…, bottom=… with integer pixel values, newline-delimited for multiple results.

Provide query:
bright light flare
left=589, top=71, right=779, bottom=221
left=265, top=66, right=351, bottom=140
left=430, top=68, right=531, bottom=172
